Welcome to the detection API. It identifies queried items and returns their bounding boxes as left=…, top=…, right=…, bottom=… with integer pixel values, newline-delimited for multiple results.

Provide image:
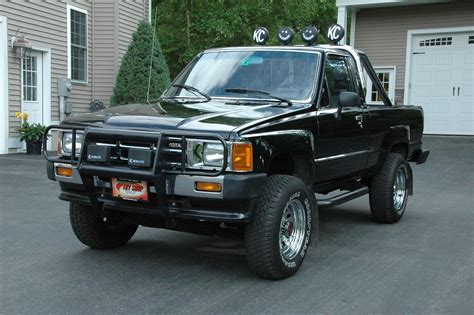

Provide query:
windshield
left=163, top=50, right=321, bottom=102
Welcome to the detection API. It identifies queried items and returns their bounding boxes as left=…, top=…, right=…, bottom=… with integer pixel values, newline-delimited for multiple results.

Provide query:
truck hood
left=63, top=100, right=304, bottom=138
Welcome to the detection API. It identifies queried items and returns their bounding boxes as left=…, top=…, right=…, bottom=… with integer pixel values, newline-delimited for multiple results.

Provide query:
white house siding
left=354, top=1, right=474, bottom=104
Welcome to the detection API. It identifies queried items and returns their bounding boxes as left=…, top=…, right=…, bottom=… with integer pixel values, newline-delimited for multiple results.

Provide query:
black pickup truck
left=44, top=27, right=429, bottom=280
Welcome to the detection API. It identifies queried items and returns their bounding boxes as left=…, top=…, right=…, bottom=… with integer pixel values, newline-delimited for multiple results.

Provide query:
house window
left=364, top=67, right=396, bottom=105
left=419, top=37, right=452, bottom=47
left=67, top=5, right=87, bottom=82
left=22, top=56, right=37, bottom=101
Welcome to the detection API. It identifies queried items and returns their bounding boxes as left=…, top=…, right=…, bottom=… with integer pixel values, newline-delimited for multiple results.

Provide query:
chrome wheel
left=279, top=199, right=306, bottom=261
left=393, top=167, right=407, bottom=213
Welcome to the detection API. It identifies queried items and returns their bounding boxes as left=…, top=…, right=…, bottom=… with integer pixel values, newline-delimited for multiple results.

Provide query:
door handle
left=453, top=87, right=455, bottom=96
left=458, top=86, right=460, bottom=96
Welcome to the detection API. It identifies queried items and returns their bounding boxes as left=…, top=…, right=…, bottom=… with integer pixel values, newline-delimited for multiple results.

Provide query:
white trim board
left=29, top=47, right=52, bottom=128
left=148, top=0, right=152, bottom=23
left=403, top=26, right=474, bottom=105
left=0, top=16, right=8, bottom=154
left=336, top=0, right=449, bottom=8
left=350, top=10, right=356, bottom=46
left=66, top=4, right=89, bottom=84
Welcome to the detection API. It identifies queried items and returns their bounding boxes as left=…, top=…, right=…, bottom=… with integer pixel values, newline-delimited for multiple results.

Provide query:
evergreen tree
left=111, top=21, right=171, bottom=106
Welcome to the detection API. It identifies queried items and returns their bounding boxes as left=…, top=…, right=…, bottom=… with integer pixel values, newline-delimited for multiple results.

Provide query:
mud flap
left=406, top=162, right=413, bottom=196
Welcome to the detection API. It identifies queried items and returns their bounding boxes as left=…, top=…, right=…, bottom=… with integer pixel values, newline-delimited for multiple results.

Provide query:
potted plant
left=16, top=112, right=47, bottom=155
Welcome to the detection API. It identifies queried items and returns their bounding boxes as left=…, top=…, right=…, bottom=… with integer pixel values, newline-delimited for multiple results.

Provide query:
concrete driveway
left=1, top=136, right=473, bottom=314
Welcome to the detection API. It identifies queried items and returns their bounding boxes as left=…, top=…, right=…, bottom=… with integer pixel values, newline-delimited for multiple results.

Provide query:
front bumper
left=48, top=161, right=266, bottom=222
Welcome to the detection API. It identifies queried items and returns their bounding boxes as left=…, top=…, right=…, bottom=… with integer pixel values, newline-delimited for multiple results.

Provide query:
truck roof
left=203, top=44, right=363, bottom=55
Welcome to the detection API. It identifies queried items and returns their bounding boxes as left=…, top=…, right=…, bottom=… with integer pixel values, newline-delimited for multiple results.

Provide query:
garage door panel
left=435, top=53, right=453, bottom=65
left=462, top=69, right=473, bottom=81
left=464, top=52, right=474, bottom=64
left=414, top=70, right=432, bottom=82
left=459, top=120, right=473, bottom=133
left=433, top=86, right=451, bottom=97
left=434, top=70, right=452, bottom=81
left=433, top=102, right=450, bottom=114
left=461, top=102, right=473, bottom=114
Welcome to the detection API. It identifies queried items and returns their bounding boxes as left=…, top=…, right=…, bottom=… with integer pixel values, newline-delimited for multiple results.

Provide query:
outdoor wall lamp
left=11, top=29, right=32, bottom=60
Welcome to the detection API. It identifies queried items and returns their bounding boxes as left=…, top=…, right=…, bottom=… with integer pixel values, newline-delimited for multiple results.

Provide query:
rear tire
left=245, top=175, right=316, bottom=280
left=369, top=153, right=409, bottom=223
left=69, top=202, right=138, bottom=249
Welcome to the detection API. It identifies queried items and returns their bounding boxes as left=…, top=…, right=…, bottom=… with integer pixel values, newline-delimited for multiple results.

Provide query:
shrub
left=111, top=21, right=171, bottom=106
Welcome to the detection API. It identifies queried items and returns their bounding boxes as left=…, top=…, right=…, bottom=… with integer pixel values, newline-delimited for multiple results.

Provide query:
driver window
left=321, top=55, right=356, bottom=108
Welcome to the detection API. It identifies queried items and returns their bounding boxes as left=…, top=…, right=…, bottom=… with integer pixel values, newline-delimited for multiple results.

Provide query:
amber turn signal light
left=232, top=143, right=253, bottom=172
left=195, top=182, right=222, bottom=192
left=56, top=166, right=73, bottom=177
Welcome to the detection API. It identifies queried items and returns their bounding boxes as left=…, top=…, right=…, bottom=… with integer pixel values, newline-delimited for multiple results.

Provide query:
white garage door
left=409, top=31, right=474, bottom=135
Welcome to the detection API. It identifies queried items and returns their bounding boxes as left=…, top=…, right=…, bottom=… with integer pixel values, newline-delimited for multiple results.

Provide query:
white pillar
left=337, top=6, right=347, bottom=45
left=350, top=10, right=357, bottom=46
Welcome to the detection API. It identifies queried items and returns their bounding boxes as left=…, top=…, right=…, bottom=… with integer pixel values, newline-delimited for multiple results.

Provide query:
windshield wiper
left=225, top=88, right=292, bottom=106
left=172, top=84, right=211, bottom=102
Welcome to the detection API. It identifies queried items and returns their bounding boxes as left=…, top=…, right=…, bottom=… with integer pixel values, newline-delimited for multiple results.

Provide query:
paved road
left=1, top=136, right=473, bottom=314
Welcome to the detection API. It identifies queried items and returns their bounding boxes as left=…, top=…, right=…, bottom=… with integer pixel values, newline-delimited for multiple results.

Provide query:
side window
left=321, top=55, right=356, bottom=108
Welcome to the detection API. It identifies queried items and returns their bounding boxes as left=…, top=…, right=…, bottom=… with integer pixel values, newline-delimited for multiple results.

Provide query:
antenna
left=146, top=7, right=159, bottom=105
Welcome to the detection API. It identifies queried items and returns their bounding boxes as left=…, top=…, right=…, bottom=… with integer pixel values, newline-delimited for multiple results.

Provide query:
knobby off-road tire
left=369, top=153, right=409, bottom=224
left=245, top=175, right=316, bottom=280
left=69, top=202, right=138, bottom=249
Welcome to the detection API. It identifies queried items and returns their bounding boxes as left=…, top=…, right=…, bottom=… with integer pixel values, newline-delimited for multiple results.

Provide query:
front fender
left=241, top=130, right=315, bottom=172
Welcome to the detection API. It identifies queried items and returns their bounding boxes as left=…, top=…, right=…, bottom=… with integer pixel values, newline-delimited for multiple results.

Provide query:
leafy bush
left=111, top=21, right=171, bottom=106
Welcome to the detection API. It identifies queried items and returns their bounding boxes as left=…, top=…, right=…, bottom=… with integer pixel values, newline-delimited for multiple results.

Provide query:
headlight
left=186, top=140, right=224, bottom=168
left=61, top=132, right=84, bottom=156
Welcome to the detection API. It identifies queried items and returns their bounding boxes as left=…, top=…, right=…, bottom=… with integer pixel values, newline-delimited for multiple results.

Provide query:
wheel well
left=267, top=152, right=313, bottom=186
left=390, top=143, right=408, bottom=159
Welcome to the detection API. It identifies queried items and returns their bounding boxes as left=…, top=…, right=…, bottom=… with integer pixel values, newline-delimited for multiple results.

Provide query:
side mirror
left=339, top=91, right=361, bottom=107
left=335, top=92, right=361, bottom=119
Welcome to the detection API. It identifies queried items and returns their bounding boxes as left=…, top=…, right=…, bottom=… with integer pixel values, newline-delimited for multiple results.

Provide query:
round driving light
left=253, top=27, right=269, bottom=45
left=327, top=24, right=345, bottom=44
left=300, top=25, right=319, bottom=45
left=277, top=26, right=294, bottom=45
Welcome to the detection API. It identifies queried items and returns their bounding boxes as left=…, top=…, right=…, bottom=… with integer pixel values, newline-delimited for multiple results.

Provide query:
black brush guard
left=43, top=125, right=233, bottom=223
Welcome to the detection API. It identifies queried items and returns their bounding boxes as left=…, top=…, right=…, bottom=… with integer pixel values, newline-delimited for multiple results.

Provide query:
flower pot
left=26, top=140, right=42, bottom=155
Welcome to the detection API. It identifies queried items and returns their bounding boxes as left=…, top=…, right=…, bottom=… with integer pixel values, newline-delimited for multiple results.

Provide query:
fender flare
left=381, top=125, right=410, bottom=152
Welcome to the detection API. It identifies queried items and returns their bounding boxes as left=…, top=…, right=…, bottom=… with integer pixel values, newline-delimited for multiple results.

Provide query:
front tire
left=245, top=175, right=316, bottom=280
left=69, top=202, right=138, bottom=249
left=369, top=153, right=409, bottom=223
